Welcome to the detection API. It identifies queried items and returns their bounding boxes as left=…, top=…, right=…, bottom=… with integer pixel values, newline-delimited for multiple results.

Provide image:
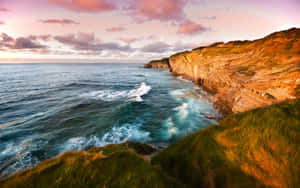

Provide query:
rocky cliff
left=146, top=28, right=300, bottom=114
left=144, top=58, right=170, bottom=69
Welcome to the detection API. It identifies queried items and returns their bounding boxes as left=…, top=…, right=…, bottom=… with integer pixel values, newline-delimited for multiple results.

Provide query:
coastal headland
left=145, top=28, right=300, bottom=115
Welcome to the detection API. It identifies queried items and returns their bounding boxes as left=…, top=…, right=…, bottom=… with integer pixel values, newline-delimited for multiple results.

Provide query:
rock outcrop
left=144, top=58, right=170, bottom=69
left=146, top=28, right=300, bottom=114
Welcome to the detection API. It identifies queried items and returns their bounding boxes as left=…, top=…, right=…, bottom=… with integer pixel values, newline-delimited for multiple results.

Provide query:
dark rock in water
left=204, top=114, right=220, bottom=121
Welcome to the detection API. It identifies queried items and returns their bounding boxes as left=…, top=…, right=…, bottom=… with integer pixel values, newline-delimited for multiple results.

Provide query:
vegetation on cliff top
left=2, top=99, right=300, bottom=188
left=153, top=99, right=300, bottom=188
left=0, top=142, right=183, bottom=188
left=144, top=58, right=170, bottom=68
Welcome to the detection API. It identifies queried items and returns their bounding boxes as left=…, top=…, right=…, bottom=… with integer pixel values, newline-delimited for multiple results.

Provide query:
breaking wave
left=80, top=82, right=151, bottom=102
left=177, top=76, right=193, bottom=83
left=62, top=123, right=151, bottom=152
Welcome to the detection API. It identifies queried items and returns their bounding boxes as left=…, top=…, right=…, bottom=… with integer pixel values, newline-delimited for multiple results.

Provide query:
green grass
left=0, top=143, right=183, bottom=188
left=149, top=58, right=169, bottom=64
left=153, top=99, right=300, bottom=188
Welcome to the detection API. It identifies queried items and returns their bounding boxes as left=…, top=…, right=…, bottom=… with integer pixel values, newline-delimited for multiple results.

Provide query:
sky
left=0, top=0, right=299, bottom=63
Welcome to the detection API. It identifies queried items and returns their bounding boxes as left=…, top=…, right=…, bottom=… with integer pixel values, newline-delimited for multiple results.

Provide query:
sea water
left=0, top=63, right=219, bottom=177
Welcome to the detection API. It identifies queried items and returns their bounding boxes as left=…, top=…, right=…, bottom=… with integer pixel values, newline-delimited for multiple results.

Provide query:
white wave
left=0, top=150, right=38, bottom=178
left=169, top=89, right=186, bottom=98
left=0, top=138, right=43, bottom=177
left=63, top=137, right=89, bottom=151
left=81, top=82, right=151, bottom=102
left=0, top=143, right=16, bottom=158
left=81, top=90, right=129, bottom=101
left=62, top=123, right=151, bottom=152
left=102, top=123, right=151, bottom=144
left=128, top=82, right=152, bottom=102
left=174, top=102, right=189, bottom=120
left=159, top=117, right=179, bottom=141
left=177, top=76, right=192, bottom=83
left=165, top=118, right=178, bottom=136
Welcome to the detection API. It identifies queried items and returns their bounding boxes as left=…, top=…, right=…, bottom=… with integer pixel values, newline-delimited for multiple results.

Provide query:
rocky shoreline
left=145, top=28, right=300, bottom=115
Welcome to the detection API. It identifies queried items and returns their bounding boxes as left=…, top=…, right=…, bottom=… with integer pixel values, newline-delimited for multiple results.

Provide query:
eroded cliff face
left=144, top=58, right=170, bottom=69
left=148, top=28, right=300, bottom=114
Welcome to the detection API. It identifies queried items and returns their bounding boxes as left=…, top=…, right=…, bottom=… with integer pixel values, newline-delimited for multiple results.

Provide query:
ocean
left=0, top=63, right=219, bottom=178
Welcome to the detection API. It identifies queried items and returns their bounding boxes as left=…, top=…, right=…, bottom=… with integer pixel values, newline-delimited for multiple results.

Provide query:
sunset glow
left=0, top=0, right=299, bottom=62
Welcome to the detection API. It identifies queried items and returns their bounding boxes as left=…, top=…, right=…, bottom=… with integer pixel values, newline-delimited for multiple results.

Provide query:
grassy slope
left=0, top=143, right=183, bottom=188
left=153, top=99, right=300, bottom=188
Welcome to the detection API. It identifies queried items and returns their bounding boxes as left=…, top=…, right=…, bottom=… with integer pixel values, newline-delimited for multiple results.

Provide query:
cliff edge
left=144, top=58, right=170, bottom=69
left=146, top=28, right=300, bottom=114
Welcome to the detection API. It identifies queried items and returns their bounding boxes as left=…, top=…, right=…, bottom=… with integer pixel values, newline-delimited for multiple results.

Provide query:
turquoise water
left=0, top=63, right=219, bottom=177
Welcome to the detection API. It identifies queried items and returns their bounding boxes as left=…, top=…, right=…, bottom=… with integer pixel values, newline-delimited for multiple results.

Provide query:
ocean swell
left=62, top=123, right=151, bottom=152
left=81, top=82, right=151, bottom=102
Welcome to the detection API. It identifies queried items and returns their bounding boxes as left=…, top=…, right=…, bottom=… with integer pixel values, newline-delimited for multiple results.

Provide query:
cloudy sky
left=0, top=0, right=299, bottom=63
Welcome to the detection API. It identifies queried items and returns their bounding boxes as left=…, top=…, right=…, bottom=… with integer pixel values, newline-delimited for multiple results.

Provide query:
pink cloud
left=48, top=0, right=116, bottom=12
left=28, top=34, right=52, bottom=41
left=128, top=0, right=186, bottom=22
left=47, top=0, right=204, bottom=23
left=40, top=19, right=79, bottom=25
left=0, top=21, right=4, bottom=25
left=177, top=20, right=207, bottom=35
left=141, top=41, right=171, bottom=53
left=120, top=37, right=138, bottom=44
left=53, top=32, right=133, bottom=52
left=106, top=26, right=126, bottom=32
left=39, top=34, right=52, bottom=41
left=0, top=8, right=9, bottom=12
left=0, top=33, right=47, bottom=50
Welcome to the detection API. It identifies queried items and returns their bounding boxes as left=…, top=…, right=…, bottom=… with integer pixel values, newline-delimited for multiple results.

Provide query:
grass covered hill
left=0, top=142, right=183, bottom=188
left=153, top=99, right=300, bottom=188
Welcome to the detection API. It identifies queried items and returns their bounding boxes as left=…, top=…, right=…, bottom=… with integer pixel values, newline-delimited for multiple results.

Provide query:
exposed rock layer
left=144, top=58, right=170, bottom=69
left=146, top=28, right=300, bottom=114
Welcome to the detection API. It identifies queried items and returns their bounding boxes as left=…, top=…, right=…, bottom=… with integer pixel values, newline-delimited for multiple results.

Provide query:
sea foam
left=62, top=123, right=151, bottom=152
left=128, top=82, right=152, bottom=102
left=81, top=82, right=151, bottom=102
